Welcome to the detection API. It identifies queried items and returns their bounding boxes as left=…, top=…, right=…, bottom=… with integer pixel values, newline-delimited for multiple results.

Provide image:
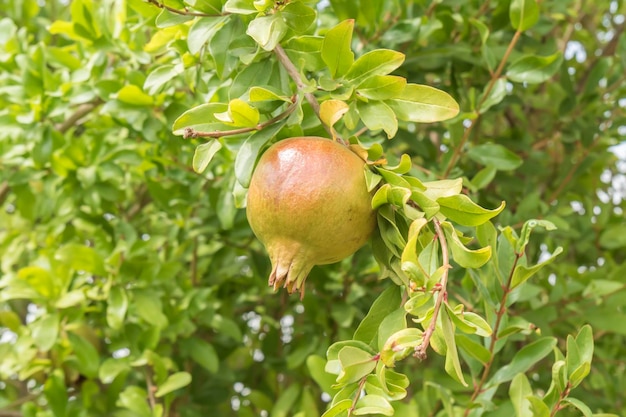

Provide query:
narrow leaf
left=488, top=337, right=557, bottom=386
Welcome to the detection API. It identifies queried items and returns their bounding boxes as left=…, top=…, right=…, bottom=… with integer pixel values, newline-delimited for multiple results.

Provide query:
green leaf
left=188, top=15, right=230, bottom=54
left=155, top=9, right=194, bottom=28
left=192, top=141, right=223, bottom=174
left=144, top=64, right=183, bottom=95
left=224, top=0, right=257, bottom=14
left=68, top=331, right=100, bottom=378
left=116, top=84, right=154, bottom=106
left=271, top=383, right=301, bottom=417
left=507, top=52, right=563, bottom=84
left=470, top=18, right=490, bottom=45
left=509, top=373, right=533, bottom=417
left=353, top=395, right=394, bottom=416
left=107, top=286, right=128, bottom=330
left=562, top=398, right=593, bottom=417
left=357, top=75, right=407, bottom=100
left=479, top=78, right=507, bottom=113
left=99, top=358, right=130, bottom=384
left=517, top=219, right=557, bottom=254
left=56, top=244, right=106, bottom=275
left=357, top=101, right=398, bottom=139
left=471, top=166, right=497, bottom=190
left=599, top=223, right=626, bottom=249
left=423, top=179, right=463, bottom=200
left=283, top=35, right=325, bottom=72
left=575, top=324, right=594, bottom=364
left=31, top=313, right=60, bottom=351
left=228, top=98, right=260, bottom=127
left=365, top=170, right=383, bottom=192
left=335, top=346, right=377, bottom=385
left=209, top=16, right=240, bottom=79
left=582, top=279, right=624, bottom=298
left=438, top=194, right=505, bottom=227
left=509, top=0, right=540, bottom=31
left=387, top=84, right=459, bottom=123
left=353, top=286, right=401, bottom=345
left=133, top=291, right=169, bottom=329
left=345, top=49, right=405, bottom=83
left=44, top=370, right=68, bottom=417
left=510, top=247, right=563, bottom=288
left=117, top=386, right=152, bottom=417
left=307, top=355, right=337, bottom=395
left=320, top=99, right=349, bottom=130
left=282, top=2, right=316, bottom=33
left=249, top=86, right=292, bottom=102
left=527, top=396, right=550, bottom=417
left=172, top=103, right=229, bottom=135
left=234, top=122, right=284, bottom=187
left=321, top=399, right=352, bottom=417
left=382, top=154, right=414, bottom=175
left=467, top=143, right=523, bottom=171
left=186, top=338, right=219, bottom=374
left=246, top=13, right=287, bottom=51
left=155, top=372, right=192, bottom=397
left=377, top=308, right=408, bottom=353
left=441, top=222, right=492, bottom=268
left=322, top=19, right=355, bottom=79
left=488, top=337, right=557, bottom=387
left=456, top=334, right=491, bottom=365
left=442, top=308, right=467, bottom=386
left=380, top=328, right=423, bottom=367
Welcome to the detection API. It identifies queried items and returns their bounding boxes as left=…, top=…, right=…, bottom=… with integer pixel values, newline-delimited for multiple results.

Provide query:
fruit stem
left=273, top=44, right=346, bottom=145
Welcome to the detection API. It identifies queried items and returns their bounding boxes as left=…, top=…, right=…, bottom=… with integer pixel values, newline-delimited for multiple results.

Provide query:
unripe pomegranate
left=246, top=137, right=377, bottom=297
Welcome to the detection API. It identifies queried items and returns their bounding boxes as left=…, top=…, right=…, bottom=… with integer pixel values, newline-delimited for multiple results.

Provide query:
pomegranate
left=246, top=137, right=377, bottom=297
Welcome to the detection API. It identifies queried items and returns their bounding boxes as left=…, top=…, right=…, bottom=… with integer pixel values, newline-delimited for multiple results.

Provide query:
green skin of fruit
left=246, top=137, right=377, bottom=297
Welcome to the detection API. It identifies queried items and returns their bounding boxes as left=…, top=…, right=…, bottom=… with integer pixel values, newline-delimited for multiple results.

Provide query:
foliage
left=1, top=1, right=625, bottom=417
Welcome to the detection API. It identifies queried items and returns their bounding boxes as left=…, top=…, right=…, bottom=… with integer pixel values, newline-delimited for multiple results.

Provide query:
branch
left=0, top=180, right=9, bottom=206
left=0, top=411, right=23, bottom=417
left=443, top=30, right=522, bottom=178
left=146, top=0, right=218, bottom=17
left=144, top=368, right=157, bottom=410
left=273, top=45, right=339, bottom=141
left=55, top=98, right=104, bottom=134
left=348, top=356, right=380, bottom=416
left=463, top=250, right=523, bottom=415
left=183, top=96, right=297, bottom=139
left=414, top=218, right=451, bottom=360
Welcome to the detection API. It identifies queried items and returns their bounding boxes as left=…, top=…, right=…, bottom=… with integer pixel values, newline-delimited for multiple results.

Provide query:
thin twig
left=443, top=30, right=522, bottom=178
left=0, top=181, right=9, bottom=205
left=55, top=98, right=104, bottom=134
left=463, top=250, right=523, bottom=415
left=145, top=368, right=157, bottom=410
left=348, top=358, right=378, bottom=416
left=0, top=411, right=23, bottom=417
left=183, top=96, right=297, bottom=139
left=146, top=0, right=217, bottom=17
left=414, top=218, right=451, bottom=360
left=273, top=45, right=339, bottom=141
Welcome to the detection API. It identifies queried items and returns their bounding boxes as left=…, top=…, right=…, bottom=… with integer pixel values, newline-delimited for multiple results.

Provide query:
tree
left=0, top=0, right=625, bottom=416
